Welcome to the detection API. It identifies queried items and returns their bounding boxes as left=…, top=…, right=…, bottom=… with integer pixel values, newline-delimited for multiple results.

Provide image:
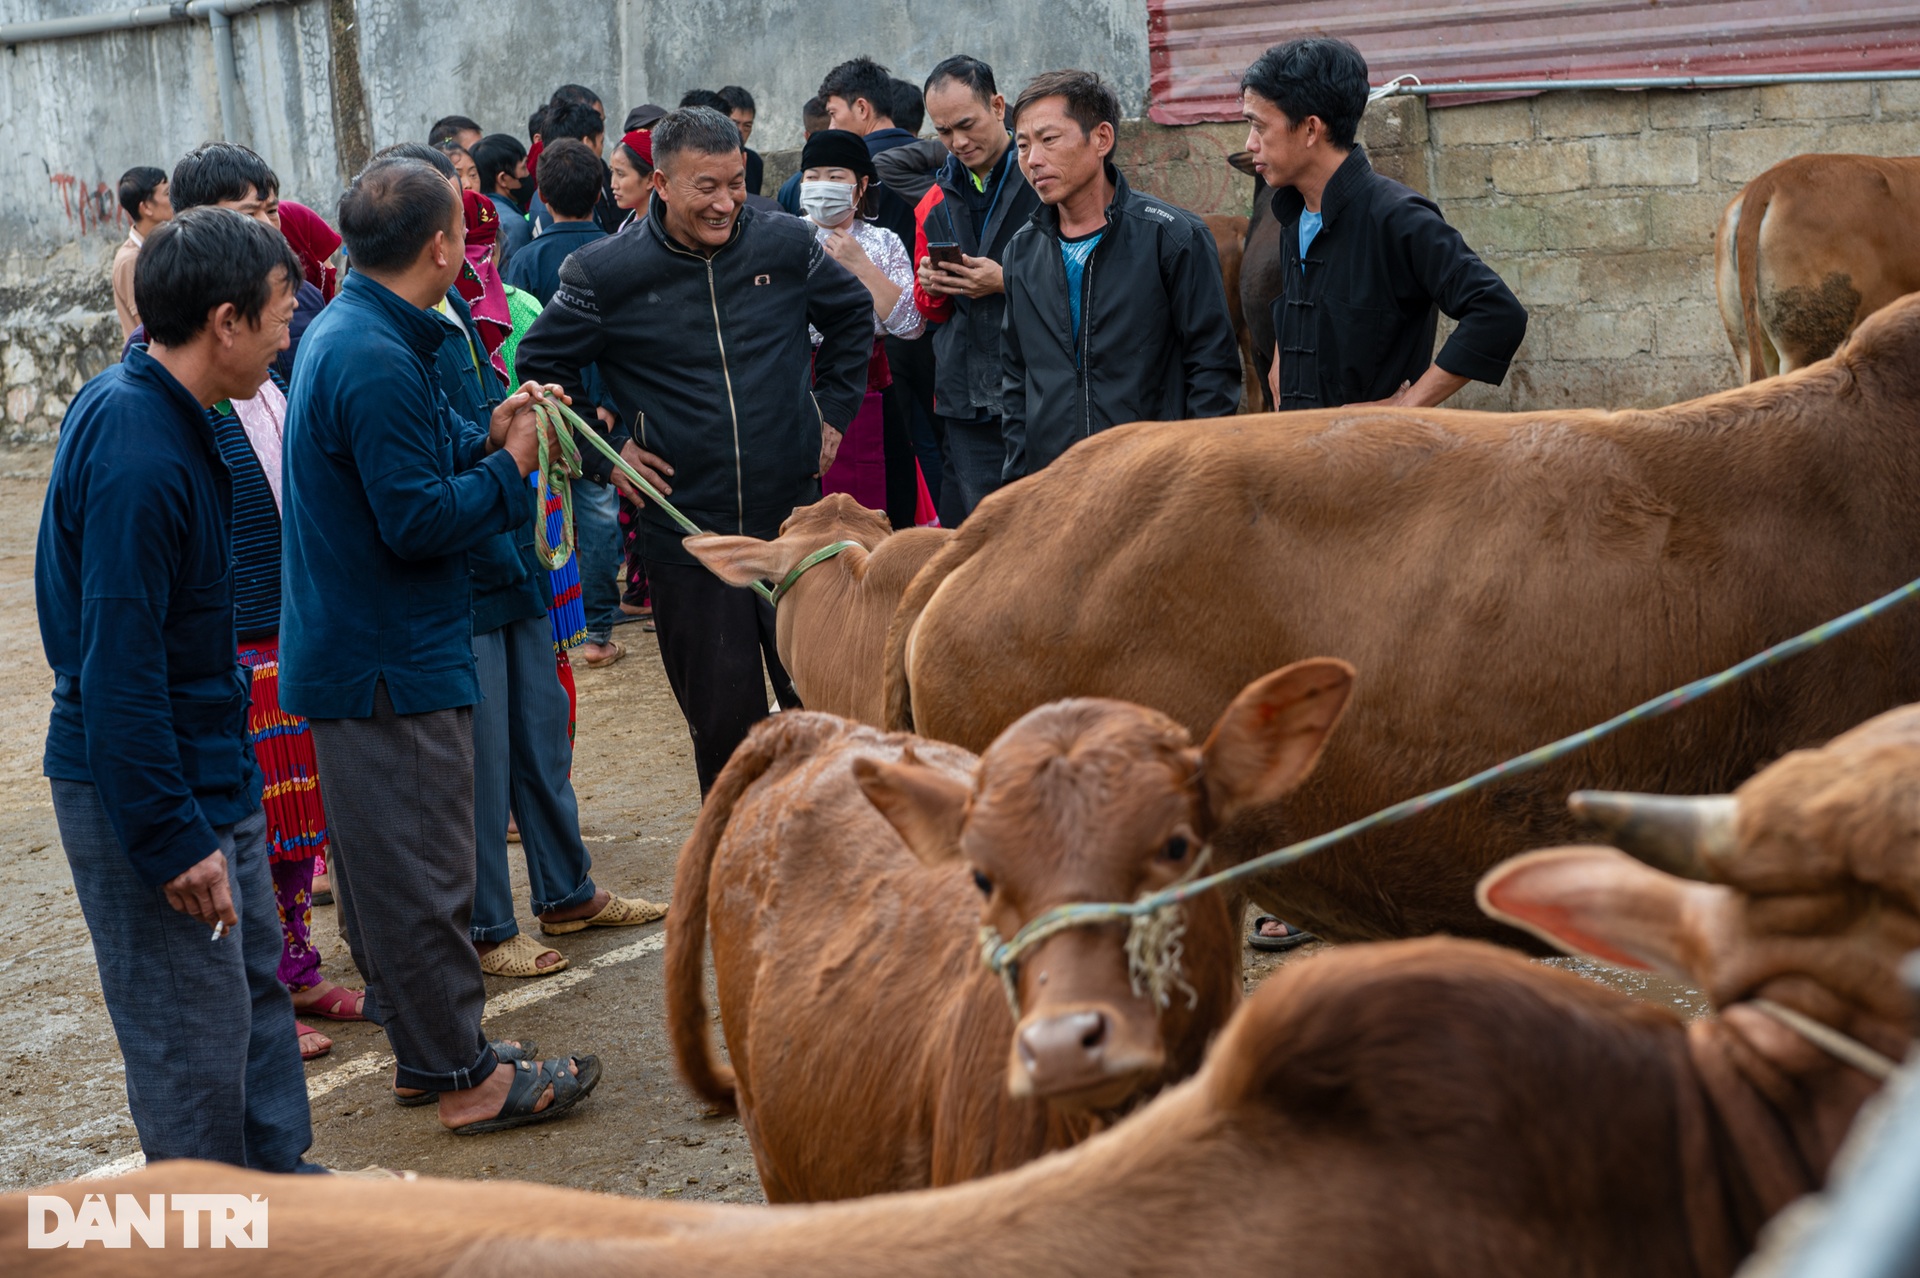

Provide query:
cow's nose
left=1016, top=1010, right=1110, bottom=1093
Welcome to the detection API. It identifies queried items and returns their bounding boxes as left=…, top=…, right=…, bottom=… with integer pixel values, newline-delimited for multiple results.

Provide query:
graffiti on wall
left=48, top=174, right=127, bottom=236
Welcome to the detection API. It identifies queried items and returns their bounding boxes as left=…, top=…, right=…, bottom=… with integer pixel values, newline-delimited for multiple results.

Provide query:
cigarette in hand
left=210, top=921, right=227, bottom=942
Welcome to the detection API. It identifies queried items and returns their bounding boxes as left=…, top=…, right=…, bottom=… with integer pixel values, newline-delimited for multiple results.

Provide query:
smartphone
left=927, top=242, right=964, bottom=270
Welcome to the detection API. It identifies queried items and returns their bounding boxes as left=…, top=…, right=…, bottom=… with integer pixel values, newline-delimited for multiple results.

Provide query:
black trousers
left=884, top=334, right=939, bottom=527
left=647, top=559, right=802, bottom=794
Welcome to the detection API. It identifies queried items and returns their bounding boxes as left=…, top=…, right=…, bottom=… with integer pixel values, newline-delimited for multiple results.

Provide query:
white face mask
left=800, top=179, right=858, bottom=226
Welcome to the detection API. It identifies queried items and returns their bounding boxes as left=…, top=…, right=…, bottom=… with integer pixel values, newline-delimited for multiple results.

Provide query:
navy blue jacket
left=38, top=347, right=262, bottom=886
left=279, top=271, right=531, bottom=720
left=428, top=291, right=548, bottom=637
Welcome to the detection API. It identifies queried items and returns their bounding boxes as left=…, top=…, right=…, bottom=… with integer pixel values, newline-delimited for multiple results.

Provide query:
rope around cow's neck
left=771, top=540, right=862, bottom=605
left=981, top=569, right=1920, bottom=1019
left=532, top=396, right=775, bottom=603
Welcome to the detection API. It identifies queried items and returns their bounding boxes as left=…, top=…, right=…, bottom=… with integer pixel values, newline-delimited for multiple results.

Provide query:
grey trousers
left=471, top=613, right=598, bottom=943
left=52, top=783, right=315, bottom=1171
left=307, top=680, right=499, bottom=1093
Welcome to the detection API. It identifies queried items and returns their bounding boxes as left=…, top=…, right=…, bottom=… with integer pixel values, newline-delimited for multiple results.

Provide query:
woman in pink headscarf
left=456, top=190, right=513, bottom=376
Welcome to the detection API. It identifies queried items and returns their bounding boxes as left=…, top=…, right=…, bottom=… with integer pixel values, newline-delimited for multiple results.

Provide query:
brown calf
left=16, top=701, right=1915, bottom=1276
left=884, top=291, right=1920, bottom=945
left=665, top=661, right=1353, bottom=1200
left=1716, top=153, right=1920, bottom=380
left=687, top=494, right=951, bottom=725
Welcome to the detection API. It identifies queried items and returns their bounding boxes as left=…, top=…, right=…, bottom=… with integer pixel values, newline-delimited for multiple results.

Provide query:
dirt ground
left=0, top=460, right=1709, bottom=1198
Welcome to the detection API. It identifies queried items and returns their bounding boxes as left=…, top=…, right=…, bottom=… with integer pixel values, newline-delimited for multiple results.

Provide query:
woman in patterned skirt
left=207, top=371, right=365, bottom=1060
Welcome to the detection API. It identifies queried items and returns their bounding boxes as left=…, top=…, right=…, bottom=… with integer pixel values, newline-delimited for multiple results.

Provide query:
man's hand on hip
left=612, top=441, right=674, bottom=508
left=164, top=849, right=236, bottom=929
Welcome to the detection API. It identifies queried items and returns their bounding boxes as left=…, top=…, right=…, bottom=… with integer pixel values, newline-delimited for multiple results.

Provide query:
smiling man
left=38, top=208, right=322, bottom=1173
left=1242, top=37, right=1526, bottom=412
left=999, top=70, right=1241, bottom=483
left=514, top=106, right=873, bottom=794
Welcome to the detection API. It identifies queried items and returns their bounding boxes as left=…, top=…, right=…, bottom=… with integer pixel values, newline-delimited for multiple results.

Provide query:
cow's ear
left=683, top=534, right=799, bottom=588
left=1201, top=659, right=1355, bottom=823
left=1476, top=846, right=1725, bottom=978
left=855, top=756, right=970, bottom=866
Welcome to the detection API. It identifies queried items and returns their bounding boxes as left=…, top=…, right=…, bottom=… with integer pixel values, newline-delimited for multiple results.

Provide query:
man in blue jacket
left=281, top=157, right=600, bottom=1135
left=38, top=208, right=319, bottom=1171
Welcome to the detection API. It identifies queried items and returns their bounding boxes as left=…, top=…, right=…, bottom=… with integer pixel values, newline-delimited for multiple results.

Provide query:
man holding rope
left=516, top=106, right=872, bottom=794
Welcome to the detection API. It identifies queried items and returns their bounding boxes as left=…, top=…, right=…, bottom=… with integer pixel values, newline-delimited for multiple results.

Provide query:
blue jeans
left=472, top=613, right=598, bottom=942
left=51, top=781, right=314, bottom=1171
left=572, top=477, right=622, bottom=645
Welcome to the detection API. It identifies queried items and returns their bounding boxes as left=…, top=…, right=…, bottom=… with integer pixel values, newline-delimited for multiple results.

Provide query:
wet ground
left=0, top=459, right=1708, bottom=1198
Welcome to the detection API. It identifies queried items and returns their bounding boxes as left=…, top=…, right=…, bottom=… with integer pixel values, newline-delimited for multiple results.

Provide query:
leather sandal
left=394, top=1039, right=538, bottom=1107
left=449, top=1054, right=603, bottom=1135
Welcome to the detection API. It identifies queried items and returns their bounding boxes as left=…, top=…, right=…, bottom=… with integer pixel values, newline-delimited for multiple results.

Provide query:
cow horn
left=1566, top=791, right=1739, bottom=881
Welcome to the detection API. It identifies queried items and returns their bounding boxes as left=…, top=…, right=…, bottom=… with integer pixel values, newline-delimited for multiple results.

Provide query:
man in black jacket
left=1243, top=37, right=1526, bottom=411
left=514, top=107, right=872, bottom=793
left=912, top=55, right=1042, bottom=515
left=1000, top=71, right=1242, bottom=482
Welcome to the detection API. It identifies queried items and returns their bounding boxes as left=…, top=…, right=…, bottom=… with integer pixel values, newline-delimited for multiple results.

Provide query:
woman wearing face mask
left=609, top=130, right=654, bottom=233
left=799, top=129, right=925, bottom=518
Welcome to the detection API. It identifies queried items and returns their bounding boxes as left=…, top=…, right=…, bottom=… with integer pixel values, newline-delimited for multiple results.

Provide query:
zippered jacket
left=999, top=166, right=1242, bottom=481
left=514, top=197, right=872, bottom=567
left=912, top=147, right=1042, bottom=418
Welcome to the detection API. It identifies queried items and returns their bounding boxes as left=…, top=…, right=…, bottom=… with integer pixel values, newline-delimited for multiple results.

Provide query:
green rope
left=531, top=400, right=580, bottom=571
left=982, top=569, right=1920, bottom=1015
left=532, top=395, right=775, bottom=603
left=770, top=540, right=861, bottom=605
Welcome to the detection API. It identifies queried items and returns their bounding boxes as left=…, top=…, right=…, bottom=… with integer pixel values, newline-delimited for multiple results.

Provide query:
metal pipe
left=0, top=0, right=279, bottom=50
left=206, top=5, right=238, bottom=141
left=1380, top=70, right=1920, bottom=96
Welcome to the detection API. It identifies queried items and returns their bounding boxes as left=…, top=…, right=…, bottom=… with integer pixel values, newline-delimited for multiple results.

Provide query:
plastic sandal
left=294, top=982, right=367, bottom=1021
left=449, top=1054, right=602, bottom=1135
left=478, top=932, right=571, bottom=977
left=1248, top=916, right=1318, bottom=953
left=394, top=1039, right=538, bottom=1107
left=297, top=1022, right=332, bottom=1061
left=540, top=894, right=668, bottom=936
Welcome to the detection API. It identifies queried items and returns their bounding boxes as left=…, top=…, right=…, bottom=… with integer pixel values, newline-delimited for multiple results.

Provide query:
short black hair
left=890, top=78, right=925, bottom=134
left=117, top=166, right=168, bottom=220
left=717, top=85, right=756, bottom=115
left=170, top=142, right=278, bottom=213
left=471, top=133, right=527, bottom=195
left=925, top=55, right=997, bottom=103
left=550, top=83, right=601, bottom=110
left=135, top=207, right=301, bottom=346
left=428, top=114, right=482, bottom=146
left=338, top=157, right=461, bottom=272
left=1011, top=70, right=1120, bottom=136
left=1240, top=37, right=1369, bottom=150
left=528, top=104, right=549, bottom=141
left=545, top=100, right=606, bottom=145
left=802, top=96, right=830, bottom=134
left=818, top=57, right=894, bottom=120
left=652, top=107, right=743, bottom=169
left=679, top=89, right=731, bottom=112
left=373, top=140, right=458, bottom=181
left=536, top=139, right=604, bottom=218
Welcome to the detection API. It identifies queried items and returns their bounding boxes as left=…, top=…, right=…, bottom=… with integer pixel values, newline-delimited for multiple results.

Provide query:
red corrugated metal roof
left=1148, top=0, right=1920, bottom=124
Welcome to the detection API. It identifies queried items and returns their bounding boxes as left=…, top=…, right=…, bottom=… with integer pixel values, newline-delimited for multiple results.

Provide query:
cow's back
left=895, top=373, right=1920, bottom=940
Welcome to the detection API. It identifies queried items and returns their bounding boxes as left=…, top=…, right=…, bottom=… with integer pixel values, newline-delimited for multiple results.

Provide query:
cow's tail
left=880, top=514, right=993, bottom=733
left=1735, top=172, right=1779, bottom=383
left=665, top=714, right=828, bottom=1111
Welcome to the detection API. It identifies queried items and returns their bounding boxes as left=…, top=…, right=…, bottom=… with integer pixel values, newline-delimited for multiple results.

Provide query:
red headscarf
left=456, top=190, right=511, bottom=377
left=619, top=130, right=653, bottom=168
left=277, top=200, right=341, bottom=301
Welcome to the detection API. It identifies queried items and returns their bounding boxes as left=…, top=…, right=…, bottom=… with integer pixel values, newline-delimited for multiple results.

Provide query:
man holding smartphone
left=912, top=55, right=1040, bottom=517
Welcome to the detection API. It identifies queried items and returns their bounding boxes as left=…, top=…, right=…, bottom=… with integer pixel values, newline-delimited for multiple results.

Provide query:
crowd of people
left=48, top=36, right=1525, bottom=1170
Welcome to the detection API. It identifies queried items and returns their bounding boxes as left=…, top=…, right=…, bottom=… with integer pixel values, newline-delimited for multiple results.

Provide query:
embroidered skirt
left=237, top=635, right=330, bottom=865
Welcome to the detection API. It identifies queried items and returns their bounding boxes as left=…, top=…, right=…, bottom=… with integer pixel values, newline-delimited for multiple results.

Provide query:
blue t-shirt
left=1298, top=210, right=1324, bottom=271
left=1060, top=230, right=1104, bottom=360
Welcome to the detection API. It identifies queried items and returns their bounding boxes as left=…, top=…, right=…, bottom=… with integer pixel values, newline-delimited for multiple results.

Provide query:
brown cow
left=1715, top=153, right=1920, bottom=381
left=16, top=701, right=1916, bottom=1277
left=1201, top=212, right=1263, bottom=413
left=665, top=660, right=1353, bottom=1200
left=1231, top=150, right=1280, bottom=411
left=686, top=494, right=951, bottom=725
left=883, top=292, right=1920, bottom=945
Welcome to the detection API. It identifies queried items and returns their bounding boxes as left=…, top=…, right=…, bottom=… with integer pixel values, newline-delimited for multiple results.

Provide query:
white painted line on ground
left=61, top=927, right=668, bottom=1186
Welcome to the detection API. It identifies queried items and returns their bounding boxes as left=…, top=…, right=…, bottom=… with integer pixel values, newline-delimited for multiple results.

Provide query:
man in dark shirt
left=527, top=100, right=622, bottom=236
left=38, top=209, right=320, bottom=1171
left=514, top=107, right=872, bottom=794
left=1242, top=37, right=1527, bottom=412
left=282, top=157, right=600, bottom=1134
